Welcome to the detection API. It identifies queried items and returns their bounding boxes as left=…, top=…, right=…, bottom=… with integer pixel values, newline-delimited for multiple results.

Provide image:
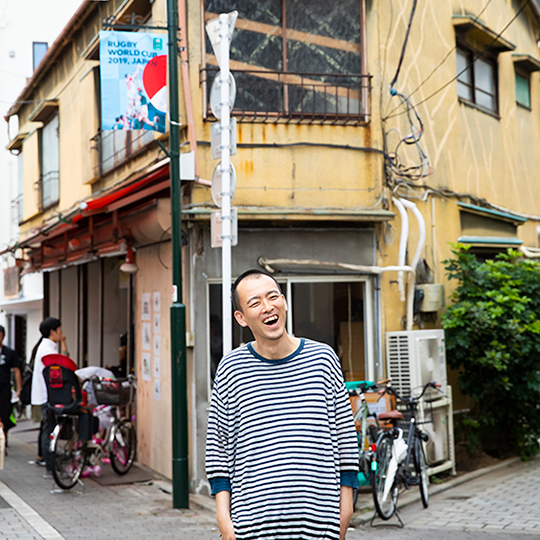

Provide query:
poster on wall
left=142, top=352, right=151, bottom=381
left=153, top=334, right=161, bottom=356
left=153, top=356, right=161, bottom=378
left=99, top=30, right=168, bottom=132
left=153, top=291, right=161, bottom=312
left=141, top=293, right=151, bottom=321
left=142, top=322, right=152, bottom=351
left=153, top=313, right=161, bottom=334
left=154, top=379, right=161, bottom=400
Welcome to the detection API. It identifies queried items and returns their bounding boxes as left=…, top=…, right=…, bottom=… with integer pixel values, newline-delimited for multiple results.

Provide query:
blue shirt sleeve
left=340, top=471, right=359, bottom=489
left=209, top=477, right=231, bottom=495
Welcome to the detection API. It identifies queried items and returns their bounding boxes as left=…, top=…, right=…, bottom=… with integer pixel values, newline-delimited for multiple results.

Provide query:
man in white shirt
left=31, top=317, right=69, bottom=478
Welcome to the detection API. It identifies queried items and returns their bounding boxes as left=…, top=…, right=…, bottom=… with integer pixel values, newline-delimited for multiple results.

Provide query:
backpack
left=19, top=365, right=33, bottom=406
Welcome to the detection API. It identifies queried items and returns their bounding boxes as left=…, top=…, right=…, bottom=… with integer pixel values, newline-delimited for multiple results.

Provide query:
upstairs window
left=33, top=42, right=48, bottom=71
left=515, top=71, right=530, bottom=109
left=456, top=46, right=497, bottom=114
left=40, top=114, right=60, bottom=210
left=203, top=0, right=369, bottom=124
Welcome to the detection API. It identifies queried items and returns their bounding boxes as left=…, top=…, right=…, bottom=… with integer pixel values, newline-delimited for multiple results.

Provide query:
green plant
left=442, top=245, right=540, bottom=460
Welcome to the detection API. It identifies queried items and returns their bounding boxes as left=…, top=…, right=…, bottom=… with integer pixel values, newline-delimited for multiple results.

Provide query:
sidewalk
left=0, top=420, right=218, bottom=540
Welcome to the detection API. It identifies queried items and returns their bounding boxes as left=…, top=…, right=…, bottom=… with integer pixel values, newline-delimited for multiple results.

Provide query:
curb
left=351, top=455, right=521, bottom=526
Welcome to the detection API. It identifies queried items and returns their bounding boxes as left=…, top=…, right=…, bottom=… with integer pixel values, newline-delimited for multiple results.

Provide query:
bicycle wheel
left=52, top=418, right=87, bottom=490
left=110, top=419, right=136, bottom=475
left=414, top=437, right=429, bottom=508
left=371, top=435, right=398, bottom=520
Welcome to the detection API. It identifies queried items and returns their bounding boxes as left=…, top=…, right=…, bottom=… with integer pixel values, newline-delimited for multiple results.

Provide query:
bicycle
left=50, top=375, right=137, bottom=490
left=346, top=379, right=390, bottom=482
left=370, top=380, right=441, bottom=522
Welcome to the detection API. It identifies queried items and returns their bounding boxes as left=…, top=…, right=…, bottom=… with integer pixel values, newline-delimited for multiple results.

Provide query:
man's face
left=234, top=275, right=288, bottom=342
left=49, top=326, right=64, bottom=344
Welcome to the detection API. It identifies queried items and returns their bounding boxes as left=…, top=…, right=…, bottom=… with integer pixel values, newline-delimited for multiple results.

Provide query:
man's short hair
left=39, top=317, right=61, bottom=338
left=0, top=325, right=4, bottom=336
left=232, top=269, right=282, bottom=312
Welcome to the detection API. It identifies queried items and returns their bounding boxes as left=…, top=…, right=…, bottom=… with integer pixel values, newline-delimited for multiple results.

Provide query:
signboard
left=99, top=31, right=168, bottom=132
left=211, top=208, right=238, bottom=248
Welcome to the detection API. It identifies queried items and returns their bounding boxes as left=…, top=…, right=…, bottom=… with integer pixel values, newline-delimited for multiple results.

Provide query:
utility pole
left=206, top=12, right=238, bottom=356
left=166, top=0, right=189, bottom=509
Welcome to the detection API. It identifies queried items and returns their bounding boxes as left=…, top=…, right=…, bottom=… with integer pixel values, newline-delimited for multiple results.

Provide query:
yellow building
left=4, top=0, right=540, bottom=492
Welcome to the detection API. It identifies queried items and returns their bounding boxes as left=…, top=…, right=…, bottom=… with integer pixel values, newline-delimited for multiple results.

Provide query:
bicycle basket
left=92, top=378, right=133, bottom=406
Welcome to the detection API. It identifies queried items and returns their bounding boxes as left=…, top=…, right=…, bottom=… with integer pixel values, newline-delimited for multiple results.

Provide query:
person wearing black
left=0, top=325, right=22, bottom=448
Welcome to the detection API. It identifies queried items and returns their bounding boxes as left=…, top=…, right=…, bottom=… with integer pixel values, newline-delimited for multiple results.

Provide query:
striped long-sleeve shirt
left=205, top=338, right=359, bottom=540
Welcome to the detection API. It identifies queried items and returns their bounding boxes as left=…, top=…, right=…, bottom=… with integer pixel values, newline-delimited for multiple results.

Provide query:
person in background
left=0, top=325, right=22, bottom=451
left=30, top=318, right=69, bottom=478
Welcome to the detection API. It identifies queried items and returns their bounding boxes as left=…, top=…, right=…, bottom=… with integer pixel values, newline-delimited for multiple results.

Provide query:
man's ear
left=234, top=310, right=248, bottom=328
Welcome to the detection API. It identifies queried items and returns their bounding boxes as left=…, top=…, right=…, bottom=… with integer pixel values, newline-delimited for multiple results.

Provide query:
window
left=40, top=114, right=60, bottom=210
left=203, top=0, right=368, bottom=123
left=456, top=47, right=497, bottom=113
left=515, top=72, right=531, bottom=109
left=208, top=276, right=376, bottom=385
left=33, top=42, right=48, bottom=71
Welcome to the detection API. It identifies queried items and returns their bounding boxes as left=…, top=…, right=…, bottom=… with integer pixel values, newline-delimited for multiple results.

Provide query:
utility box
left=416, top=283, right=445, bottom=312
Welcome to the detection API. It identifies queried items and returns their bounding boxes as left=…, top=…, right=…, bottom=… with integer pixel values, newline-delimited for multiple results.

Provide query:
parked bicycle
left=48, top=374, right=137, bottom=490
left=346, top=379, right=390, bottom=481
left=371, top=381, right=441, bottom=522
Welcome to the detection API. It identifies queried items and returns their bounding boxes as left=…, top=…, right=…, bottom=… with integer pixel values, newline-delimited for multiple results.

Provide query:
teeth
left=264, top=315, right=278, bottom=324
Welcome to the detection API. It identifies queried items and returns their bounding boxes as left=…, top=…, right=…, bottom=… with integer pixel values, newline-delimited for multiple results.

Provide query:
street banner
left=99, top=31, right=168, bottom=132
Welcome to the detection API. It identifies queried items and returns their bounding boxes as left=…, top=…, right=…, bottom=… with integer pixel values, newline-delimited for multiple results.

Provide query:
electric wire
left=389, top=0, right=418, bottom=89
left=385, top=0, right=532, bottom=120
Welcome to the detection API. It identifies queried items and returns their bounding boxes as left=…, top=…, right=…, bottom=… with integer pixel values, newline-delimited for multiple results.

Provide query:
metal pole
left=220, top=14, right=232, bottom=356
left=167, top=0, right=189, bottom=509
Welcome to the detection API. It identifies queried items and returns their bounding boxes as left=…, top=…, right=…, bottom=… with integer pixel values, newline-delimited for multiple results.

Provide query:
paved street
left=0, top=419, right=539, bottom=539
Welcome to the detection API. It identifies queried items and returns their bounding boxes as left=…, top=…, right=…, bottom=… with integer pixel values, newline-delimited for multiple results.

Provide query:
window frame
left=32, top=42, right=48, bottom=71
left=38, top=113, right=60, bottom=212
left=456, top=44, right=499, bottom=116
left=206, top=274, right=377, bottom=398
left=514, top=69, right=531, bottom=110
left=200, top=0, right=369, bottom=123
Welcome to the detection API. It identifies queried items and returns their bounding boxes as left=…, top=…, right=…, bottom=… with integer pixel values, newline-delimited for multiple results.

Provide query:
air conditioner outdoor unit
left=386, top=329, right=447, bottom=399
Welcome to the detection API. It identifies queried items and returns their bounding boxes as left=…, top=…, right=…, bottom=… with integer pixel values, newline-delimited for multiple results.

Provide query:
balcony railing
left=91, top=129, right=156, bottom=178
left=37, top=171, right=59, bottom=211
left=202, top=68, right=371, bottom=125
left=11, top=194, right=23, bottom=225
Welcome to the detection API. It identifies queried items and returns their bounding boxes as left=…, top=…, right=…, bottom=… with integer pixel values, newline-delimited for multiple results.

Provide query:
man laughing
left=206, top=269, right=358, bottom=540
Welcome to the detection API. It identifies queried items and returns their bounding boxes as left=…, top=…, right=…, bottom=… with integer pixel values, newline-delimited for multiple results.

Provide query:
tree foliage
left=442, top=246, right=540, bottom=460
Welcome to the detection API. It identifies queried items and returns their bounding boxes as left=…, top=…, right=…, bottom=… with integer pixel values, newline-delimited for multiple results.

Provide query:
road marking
left=0, top=480, right=65, bottom=539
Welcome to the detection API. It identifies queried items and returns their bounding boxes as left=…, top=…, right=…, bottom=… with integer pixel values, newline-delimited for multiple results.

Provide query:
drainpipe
left=392, top=198, right=408, bottom=302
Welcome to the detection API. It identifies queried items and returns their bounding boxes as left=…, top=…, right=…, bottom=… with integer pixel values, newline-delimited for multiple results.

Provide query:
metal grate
left=387, top=334, right=412, bottom=398
left=202, top=68, right=371, bottom=125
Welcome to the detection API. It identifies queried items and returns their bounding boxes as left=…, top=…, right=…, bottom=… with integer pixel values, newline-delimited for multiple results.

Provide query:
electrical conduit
left=392, top=198, right=409, bottom=302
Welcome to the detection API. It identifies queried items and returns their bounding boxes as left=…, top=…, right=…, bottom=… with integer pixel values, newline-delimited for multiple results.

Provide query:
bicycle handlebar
left=384, top=380, right=442, bottom=404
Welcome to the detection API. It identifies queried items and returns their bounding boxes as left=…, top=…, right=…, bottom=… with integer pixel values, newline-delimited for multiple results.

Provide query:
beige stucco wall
left=135, top=242, right=173, bottom=479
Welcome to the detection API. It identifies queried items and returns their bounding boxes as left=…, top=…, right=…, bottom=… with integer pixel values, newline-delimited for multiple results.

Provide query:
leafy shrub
left=442, top=246, right=540, bottom=460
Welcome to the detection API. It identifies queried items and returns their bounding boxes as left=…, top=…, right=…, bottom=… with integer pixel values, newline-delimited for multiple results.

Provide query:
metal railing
left=11, top=194, right=23, bottom=225
left=91, top=129, right=156, bottom=177
left=37, top=171, right=60, bottom=211
left=202, top=68, right=371, bottom=125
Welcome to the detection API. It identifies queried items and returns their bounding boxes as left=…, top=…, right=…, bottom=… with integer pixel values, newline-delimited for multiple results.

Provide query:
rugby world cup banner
left=100, top=31, right=168, bottom=132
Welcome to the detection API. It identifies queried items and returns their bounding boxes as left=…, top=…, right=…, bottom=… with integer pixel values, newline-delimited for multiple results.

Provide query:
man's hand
left=216, top=490, right=236, bottom=540
left=339, top=485, right=354, bottom=540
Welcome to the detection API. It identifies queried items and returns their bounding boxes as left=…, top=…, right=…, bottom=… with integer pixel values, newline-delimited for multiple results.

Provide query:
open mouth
left=263, top=315, right=279, bottom=326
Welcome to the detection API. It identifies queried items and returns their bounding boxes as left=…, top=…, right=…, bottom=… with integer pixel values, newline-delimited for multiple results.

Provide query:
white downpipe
left=519, top=246, right=540, bottom=258
left=400, top=198, right=426, bottom=272
left=393, top=198, right=409, bottom=302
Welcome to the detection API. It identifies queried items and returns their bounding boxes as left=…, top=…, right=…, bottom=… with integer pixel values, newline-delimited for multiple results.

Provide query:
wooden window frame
left=456, top=44, right=499, bottom=117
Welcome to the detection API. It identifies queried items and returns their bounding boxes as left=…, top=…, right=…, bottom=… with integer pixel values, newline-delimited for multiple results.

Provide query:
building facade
left=0, top=0, right=82, bottom=363
left=4, top=0, right=540, bottom=492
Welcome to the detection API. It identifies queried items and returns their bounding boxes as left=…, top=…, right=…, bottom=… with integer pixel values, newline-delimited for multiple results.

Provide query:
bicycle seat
left=378, top=410, right=404, bottom=421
